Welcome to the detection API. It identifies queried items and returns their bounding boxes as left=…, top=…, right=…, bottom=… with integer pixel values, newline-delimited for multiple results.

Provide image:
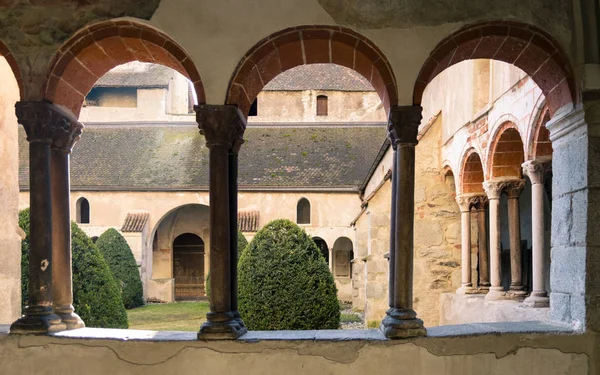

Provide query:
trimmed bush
left=19, top=209, right=128, bottom=328
left=238, top=219, right=340, bottom=330
left=96, top=228, right=144, bottom=309
left=206, top=231, right=248, bottom=300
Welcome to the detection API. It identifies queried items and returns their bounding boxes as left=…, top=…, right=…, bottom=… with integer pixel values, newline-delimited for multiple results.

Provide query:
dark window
left=313, top=237, right=329, bottom=265
left=297, top=198, right=311, bottom=224
left=77, top=197, right=90, bottom=224
left=249, top=98, right=258, bottom=116
left=316, top=95, right=328, bottom=116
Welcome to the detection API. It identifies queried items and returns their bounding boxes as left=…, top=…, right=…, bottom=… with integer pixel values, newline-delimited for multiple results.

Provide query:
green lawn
left=127, top=301, right=210, bottom=331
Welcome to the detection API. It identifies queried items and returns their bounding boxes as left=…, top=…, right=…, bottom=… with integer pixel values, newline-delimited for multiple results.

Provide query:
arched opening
left=532, top=107, right=552, bottom=160
left=461, top=151, right=485, bottom=194
left=226, top=25, right=397, bottom=116
left=413, top=21, right=576, bottom=116
left=316, top=95, right=328, bottom=116
left=173, top=233, right=205, bottom=301
left=490, top=126, right=525, bottom=179
left=297, top=198, right=311, bottom=224
left=313, top=237, right=329, bottom=265
left=333, top=237, right=353, bottom=279
left=44, top=20, right=204, bottom=117
left=76, top=197, right=90, bottom=224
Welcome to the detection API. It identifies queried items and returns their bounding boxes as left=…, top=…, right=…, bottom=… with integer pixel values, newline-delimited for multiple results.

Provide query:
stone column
left=10, top=101, right=66, bottom=334
left=455, top=195, right=476, bottom=294
left=474, top=196, right=490, bottom=291
left=380, top=105, right=426, bottom=339
left=522, top=160, right=550, bottom=307
left=196, top=104, right=247, bottom=339
left=483, top=181, right=506, bottom=301
left=387, top=152, right=397, bottom=306
left=50, top=106, right=85, bottom=330
left=505, top=179, right=527, bottom=300
left=229, top=137, right=245, bottom=327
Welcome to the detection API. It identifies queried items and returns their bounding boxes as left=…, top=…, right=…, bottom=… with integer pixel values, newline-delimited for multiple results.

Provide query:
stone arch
left=0, top=40, right=23, bottom=98
left=332, top=237, right=353, bottom=279
left=313, top=236, right=329, bottom=265
left=460, top=149, right=485, bottom=194
left=44, top=19, right=205, bottom=116
left=531, top=105, right=552, bottom=160
left=226, top=25, right=397, bottom=116
left=488, top=123, right=525, bottom=179
left=413, top=21, right=576, bottom=116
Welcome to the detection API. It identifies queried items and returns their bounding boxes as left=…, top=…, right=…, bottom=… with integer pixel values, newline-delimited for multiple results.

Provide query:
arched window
left=297, top=198, right=311, bottom=224
left=76, top=197, right=90, bottom=224
left=316, top=95, right=328, bottom=116
left=249, top=98, right=258, bottom=116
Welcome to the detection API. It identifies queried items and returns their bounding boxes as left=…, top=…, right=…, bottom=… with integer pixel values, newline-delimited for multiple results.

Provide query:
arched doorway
left=313, top=237, right=329, bottom=265
left=173, top=233, right=205, bottom=301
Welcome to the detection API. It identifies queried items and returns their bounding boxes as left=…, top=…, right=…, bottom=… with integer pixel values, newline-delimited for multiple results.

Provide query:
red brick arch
left=0, top=40, right=24, bottom=98
left=531, top=106, right=552, bottom=159
left=489, top=123, right=525, bottom=179
left=44, top=20, right=204, bottom=116
left=414, top=21, right=576, bottom=116
left=460, top=150, right=485, bottom=194
left=226, top=25, right=397, bottom=116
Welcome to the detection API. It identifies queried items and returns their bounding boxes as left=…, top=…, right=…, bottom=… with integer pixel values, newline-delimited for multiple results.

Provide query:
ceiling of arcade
left=0, top=0, right=578, bottom=106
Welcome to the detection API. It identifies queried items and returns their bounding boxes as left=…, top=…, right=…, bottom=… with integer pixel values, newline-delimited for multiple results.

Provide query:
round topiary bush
left=18, top=208, right=128, bottom=328
left=95, top=228, right=144, bottom=309
left=71, top=223, right=128, bottom=328
left=206, top=231, right=248, bottom=301
left=238, top=219, right=340, bottom=330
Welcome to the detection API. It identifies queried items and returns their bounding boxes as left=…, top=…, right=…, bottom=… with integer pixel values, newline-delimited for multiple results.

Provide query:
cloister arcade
left=0, top=1, right=599, bottom=372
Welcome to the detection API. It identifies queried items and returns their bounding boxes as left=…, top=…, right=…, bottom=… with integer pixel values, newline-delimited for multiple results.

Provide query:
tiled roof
left=238, top=210, right=259, bottom=232
left=263, top=64, right=375, bottom=92
left=95, top=64, right=174, bottom=88
left=121, top=212, right=150, bottom=232
left=18, top=123, right=387, bottom=191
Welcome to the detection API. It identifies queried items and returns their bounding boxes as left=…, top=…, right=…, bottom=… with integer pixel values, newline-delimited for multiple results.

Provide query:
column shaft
left=387, top=150, right=397, bottom=307
left=485, top=196, right=505, bottom=300
left=50, top=151, right=84, bottom=329
left=477, top=207, right=490, bottom=289
left=460, top=210, right=472, bottom=289
left=506, top=179, right=526, bottom=299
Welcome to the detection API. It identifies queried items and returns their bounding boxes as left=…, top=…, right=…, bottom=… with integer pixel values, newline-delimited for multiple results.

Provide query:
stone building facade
left=1, top=1, right=600, bottom=373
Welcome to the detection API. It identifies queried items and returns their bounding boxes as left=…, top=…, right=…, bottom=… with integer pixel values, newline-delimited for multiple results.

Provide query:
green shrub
left=19, top=209, right=128, bottom=328
left=71, top=223, right=129, bottom=328
left=95, top=228, right=144, bottom=309
left=238, top=219, right=340, bottom=330
left=206, top=231, right=248, bottom=301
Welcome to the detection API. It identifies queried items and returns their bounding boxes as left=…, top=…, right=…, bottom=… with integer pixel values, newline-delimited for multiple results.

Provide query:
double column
left=455, top=194, right=488, bottom=294
left=380, top=105, right=426, bottom=339
left=522, top=160, right=550, bottom=307
left=196, top=105, right=247, bottom=339
left=11, top=101, right=83, bottom=333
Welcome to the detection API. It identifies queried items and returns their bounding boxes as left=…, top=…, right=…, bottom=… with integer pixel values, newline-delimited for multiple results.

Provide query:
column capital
left=195, top=104, right=246, bottom=150
left=505, top=179, right=526, bottom=199
left=455, top=194, right=485, bottom=212
left=388, top=105, right=422, bottom=149
left=16, top=101, right=83, bottom=151
left=483, top=180, right=505, bottom=200
left=522, top=160, right=551, bottom=185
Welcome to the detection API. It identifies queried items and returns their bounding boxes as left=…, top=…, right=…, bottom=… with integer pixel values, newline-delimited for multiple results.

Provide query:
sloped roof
left=95, top=64, right=174, bottom=88
left=121, top=212, right=150, bottom=232
left=18, top=124, right=387, bottom=191
left=263, top=64, right=375, bottom=92
left=238, top=210, right=259, bottom=232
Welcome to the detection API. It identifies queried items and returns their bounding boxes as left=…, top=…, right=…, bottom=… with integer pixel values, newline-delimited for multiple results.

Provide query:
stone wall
left=0, top=57, right=22, bottom=323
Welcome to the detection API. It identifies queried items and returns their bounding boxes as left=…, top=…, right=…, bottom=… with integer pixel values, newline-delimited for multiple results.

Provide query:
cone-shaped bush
left=238, top=219, right=339, bottom=330
left=19, top=208, right=128, bottom=328
left=206, top=231, right=248, bottom=300
left=96, top=228, right=144, bottom=309
left=71, top=223, right=129, bottom=328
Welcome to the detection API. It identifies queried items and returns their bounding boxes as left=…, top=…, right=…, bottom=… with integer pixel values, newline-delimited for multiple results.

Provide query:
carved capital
left=16, top=101, right=83, bottom=151
left=387, top=105, right=422, bottom=149
left=522, top=160, right=551, bottom=185
left=505, top=179, right=526, bottom=199
left=473, top=195, right=488, bottom=211
left=455, top=194, right=486, bottom=212
left=483, top=180, right=505, bottom=200
left=195, top=104, right=246, bottom=150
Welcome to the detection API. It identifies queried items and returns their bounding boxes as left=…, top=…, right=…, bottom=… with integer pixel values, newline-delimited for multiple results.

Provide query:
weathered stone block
left=549, top=292, right=571, bottom=323
left=550, top=246, right=586, bottom=294
left=552, top=136, right=587, bottom=197
left=414, top=220, right=443, bottom=247
left=569, top=189, right=588, bottom=247
left=366, top=283, right=385, bottom=299
left=444, top=222, right=460, bottom=242
left=550, top=194, right=571, bottom=248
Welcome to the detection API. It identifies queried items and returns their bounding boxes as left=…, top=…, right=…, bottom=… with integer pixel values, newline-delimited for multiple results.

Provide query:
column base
left=10, top=306, right=66, bottom=334
left=198, top=312, right=247, bottom=340
left=506, top=287, right=528, bottom=301
left=380, top=308, right=426, bottom=339
left=484, top=288, right=507, bottom=301
left=456, top=285, right=478, bottom=295
left=55, top=305, right=85, bottom=330
left=523, top=292, right=549, bottom=308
